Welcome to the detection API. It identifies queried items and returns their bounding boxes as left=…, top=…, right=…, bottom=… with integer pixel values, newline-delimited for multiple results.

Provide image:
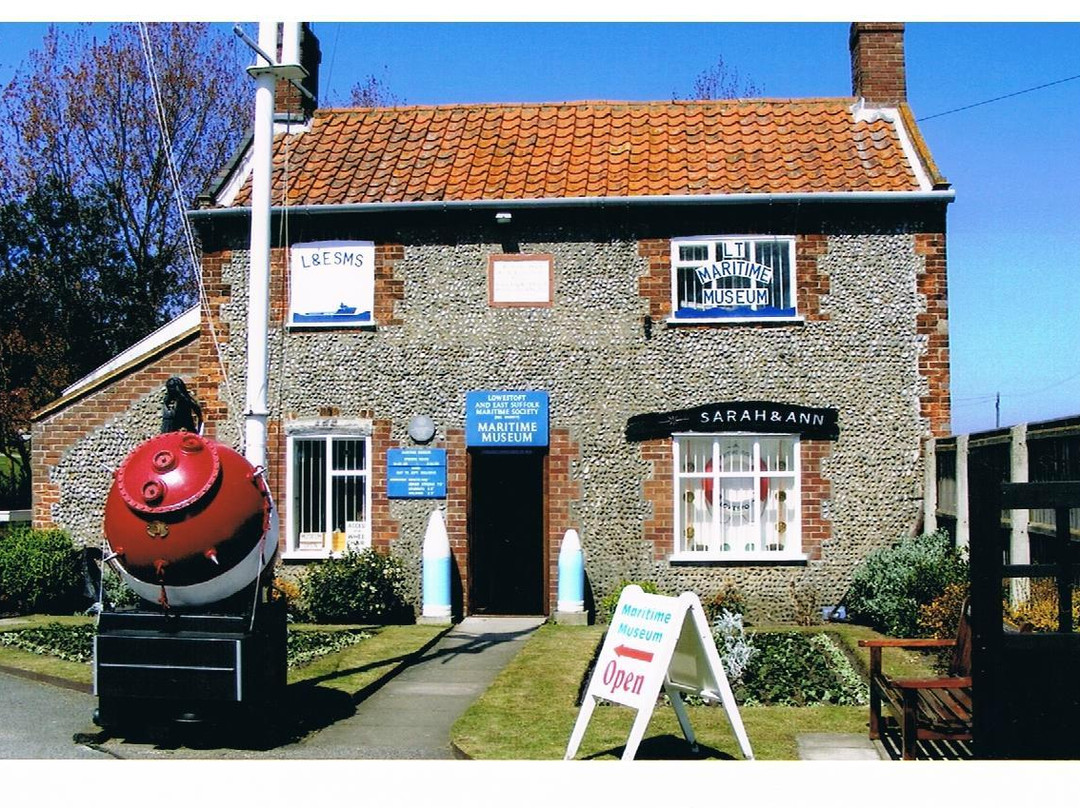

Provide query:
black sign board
left=625, top=401, right=839, bottom=442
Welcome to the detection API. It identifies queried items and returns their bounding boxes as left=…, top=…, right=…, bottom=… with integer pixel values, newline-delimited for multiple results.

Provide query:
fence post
left=1008, top=424, right=1030, bottom=607
left=956, top=434, right=970, bottom=550
left=923, top=437, right=938, bottom=535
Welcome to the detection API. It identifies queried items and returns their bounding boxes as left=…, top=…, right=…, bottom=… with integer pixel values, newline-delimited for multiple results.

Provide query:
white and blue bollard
left=420, top=508, right=452, bottom=624
left=556, top=528, right=587, bottom=625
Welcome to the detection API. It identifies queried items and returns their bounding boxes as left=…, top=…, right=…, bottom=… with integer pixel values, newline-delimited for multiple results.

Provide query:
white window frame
left=668, top=235, right=799, bottom=324
left=670, top=432, right=806, bottom=562
left=284, top=431, right=372, bottom=559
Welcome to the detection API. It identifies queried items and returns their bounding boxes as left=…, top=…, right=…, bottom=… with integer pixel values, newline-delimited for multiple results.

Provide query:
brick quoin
left=799, top=440, right=831, bottom=561
left=195, top=249, right=232, bottom=440
left=545, top=428, right=581, bottom=614
left=31, top=336, right=200, bottom=528
left=916, top=232, right=951, bottom=436
left=444, top=429, right=470, bottom=613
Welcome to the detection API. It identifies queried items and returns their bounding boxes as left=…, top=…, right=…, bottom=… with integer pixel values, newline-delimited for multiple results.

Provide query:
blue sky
left=0, top=18, right=1077, bottom=436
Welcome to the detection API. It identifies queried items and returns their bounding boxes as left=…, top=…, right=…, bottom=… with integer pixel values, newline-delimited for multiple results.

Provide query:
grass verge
left=0, top=615, right=445, bottom=699
left=451, top=622, right=942, bottom=760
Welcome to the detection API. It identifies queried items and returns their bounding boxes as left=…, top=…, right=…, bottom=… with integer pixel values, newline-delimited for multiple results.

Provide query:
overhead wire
left=136, top=21, right=238, bottom=437
left=917, top=73, right=1080, bottom=122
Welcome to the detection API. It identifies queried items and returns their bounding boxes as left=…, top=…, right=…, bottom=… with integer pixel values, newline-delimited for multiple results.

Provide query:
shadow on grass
left=96, top=621, right=540, bottom=753
left=582, top=734, right=736, bottom=761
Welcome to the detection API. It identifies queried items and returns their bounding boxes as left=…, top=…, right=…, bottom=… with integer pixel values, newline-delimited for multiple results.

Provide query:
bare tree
left=676, top=55, right=763, bottom=101
left=0, top=23, right=251, bottom=321
left=348, top=68, right=404, bottom=108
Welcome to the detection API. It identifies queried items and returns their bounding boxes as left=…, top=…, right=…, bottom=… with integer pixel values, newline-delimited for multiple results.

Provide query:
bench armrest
left=858, top=638, right=956, bottom=649
left=890, top=676, right=972, bottom=690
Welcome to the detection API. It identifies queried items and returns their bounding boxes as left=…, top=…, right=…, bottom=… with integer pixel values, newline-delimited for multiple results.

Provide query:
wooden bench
left=857, top=599, right=972, bottom=760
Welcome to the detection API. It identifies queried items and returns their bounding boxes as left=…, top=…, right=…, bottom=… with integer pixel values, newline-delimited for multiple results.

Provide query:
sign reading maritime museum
left=466, top=390, right=549, bottom=447
left=626, top=401, right=839, bottom=442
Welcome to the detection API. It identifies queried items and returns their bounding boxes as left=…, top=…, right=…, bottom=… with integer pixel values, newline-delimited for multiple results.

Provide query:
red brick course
left=916, top=232, right=951, bottom=437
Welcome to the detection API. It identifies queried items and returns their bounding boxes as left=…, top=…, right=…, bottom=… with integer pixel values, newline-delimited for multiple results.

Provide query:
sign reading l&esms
left=466, top=390, right=549, bottom=447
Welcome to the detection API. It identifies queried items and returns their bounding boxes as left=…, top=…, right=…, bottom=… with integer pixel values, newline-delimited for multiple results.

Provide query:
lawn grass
left=451, top=621, right=944, bottom=761
left=0, top=614, right=95, bottom=686
left=0, top=615, right=445, bottom=698
left=286, top=623, right=446, bottom=694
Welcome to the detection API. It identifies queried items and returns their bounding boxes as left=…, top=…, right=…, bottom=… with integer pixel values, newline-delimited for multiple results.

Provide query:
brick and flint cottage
left=31, top=22, right=952, bottom=621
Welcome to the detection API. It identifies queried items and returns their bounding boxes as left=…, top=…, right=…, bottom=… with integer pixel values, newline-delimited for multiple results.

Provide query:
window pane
left=761, top=477, right=793, bottom=552
left=679, top=244, right=708, bottom=262
left=679, top=437, right=713, bottom=474
left=294, top=438, right=326, bottom=535
left=679, top=478, right=711, bottom=552
left=332, top=475, right=367, bottom=533
left=758, top=437, right=794, bottom=473
left=332, top=438, right=366, bottom=471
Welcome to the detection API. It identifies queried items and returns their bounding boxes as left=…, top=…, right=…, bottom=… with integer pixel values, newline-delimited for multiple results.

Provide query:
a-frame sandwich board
left=565, top=585, right=753, bottom=761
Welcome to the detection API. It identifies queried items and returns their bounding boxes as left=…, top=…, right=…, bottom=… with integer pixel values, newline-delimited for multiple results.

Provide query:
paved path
left=288, top=616, right=544, bottom=759
left=83, top=615, right=545, bottom=759
left=0, top=670, right=109, bottom=759
left=796, top=732, right=886, bottom=760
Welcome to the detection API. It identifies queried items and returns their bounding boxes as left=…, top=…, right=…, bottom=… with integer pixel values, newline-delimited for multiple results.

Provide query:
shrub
left=846, top=530, right=968, bottom=637
left=0, top=527, right=85, bottom=615
left=596, top=579, right=661, bottom=624
left=1005, top=578, right=1080, bottom=633
left=300, top=548, right=410, bottom=624
left=738, top=631, right=866, bottom=707
left=100, top=564, right=140, bottom=609
left=271, top=575, right=304, bottom=621
left=918, top=580, right=970, bottom=639
left=711, top=609, right=756, bottom=684
left=703, top=582, right=747, bottom=623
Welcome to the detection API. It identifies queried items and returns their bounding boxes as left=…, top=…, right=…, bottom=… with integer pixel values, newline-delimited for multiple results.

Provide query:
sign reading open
left=565, top=586, right=754, bottom=761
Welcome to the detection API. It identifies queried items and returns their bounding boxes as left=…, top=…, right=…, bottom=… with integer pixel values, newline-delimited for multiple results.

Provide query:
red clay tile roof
left=226, top=99, right=938, bottom=208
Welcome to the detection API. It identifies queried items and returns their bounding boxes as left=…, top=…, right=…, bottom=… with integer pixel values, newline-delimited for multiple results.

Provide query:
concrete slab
left=796, top=733, right=886, bottom=760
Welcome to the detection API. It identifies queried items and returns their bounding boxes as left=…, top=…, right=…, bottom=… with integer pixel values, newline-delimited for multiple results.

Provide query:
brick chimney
left=275, top=23, right=321, bottom=122
left=849, top=22, right=906, bottom=105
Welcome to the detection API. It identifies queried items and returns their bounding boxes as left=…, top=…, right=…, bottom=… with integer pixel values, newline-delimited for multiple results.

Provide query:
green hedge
left=0, top=527, right=85, bottom=615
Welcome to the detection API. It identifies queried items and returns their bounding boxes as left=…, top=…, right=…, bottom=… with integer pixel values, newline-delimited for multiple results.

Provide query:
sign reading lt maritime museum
left=466, top=391, right=549, bottom=447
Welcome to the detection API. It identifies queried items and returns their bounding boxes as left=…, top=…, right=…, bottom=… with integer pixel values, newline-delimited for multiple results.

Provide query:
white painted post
left=243, top=21, right=276, bottom=471
left=556, top=528, right=586, bottom=625
left=956, top=434, right=970, bottom=550
left=420, top=509, right=452, bottom=624
left=923, top=437, right=938, bottom=535
left=1009, top=423, right=1030, bottom=606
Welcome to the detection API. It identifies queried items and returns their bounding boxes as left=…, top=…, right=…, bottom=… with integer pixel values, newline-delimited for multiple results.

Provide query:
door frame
left=465, top=447, right=550, bottom=616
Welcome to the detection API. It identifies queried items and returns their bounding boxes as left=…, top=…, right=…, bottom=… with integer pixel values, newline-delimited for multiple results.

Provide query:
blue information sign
left=387, top=448, right=447, bottom=499
left=466, top=390, right=549, bottom=447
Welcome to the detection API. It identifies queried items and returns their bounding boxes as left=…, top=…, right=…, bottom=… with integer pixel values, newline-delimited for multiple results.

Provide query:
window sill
left=669, top=553, right=808, bottom=567
left=281, top=549, right=346, bottom=562
left=665, top=316, right=805, bottom=327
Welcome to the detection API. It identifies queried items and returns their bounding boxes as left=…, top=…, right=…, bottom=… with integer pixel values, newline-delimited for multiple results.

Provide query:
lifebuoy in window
left=703, top=450, right=769, bottom=523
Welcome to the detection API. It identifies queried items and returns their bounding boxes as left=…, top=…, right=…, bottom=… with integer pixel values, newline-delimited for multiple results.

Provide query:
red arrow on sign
left=614, top=644, right=654, bottom=663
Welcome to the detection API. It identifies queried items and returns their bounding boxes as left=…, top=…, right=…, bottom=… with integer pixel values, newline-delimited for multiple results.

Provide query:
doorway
left=468, top=449, right=545, bottom=615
